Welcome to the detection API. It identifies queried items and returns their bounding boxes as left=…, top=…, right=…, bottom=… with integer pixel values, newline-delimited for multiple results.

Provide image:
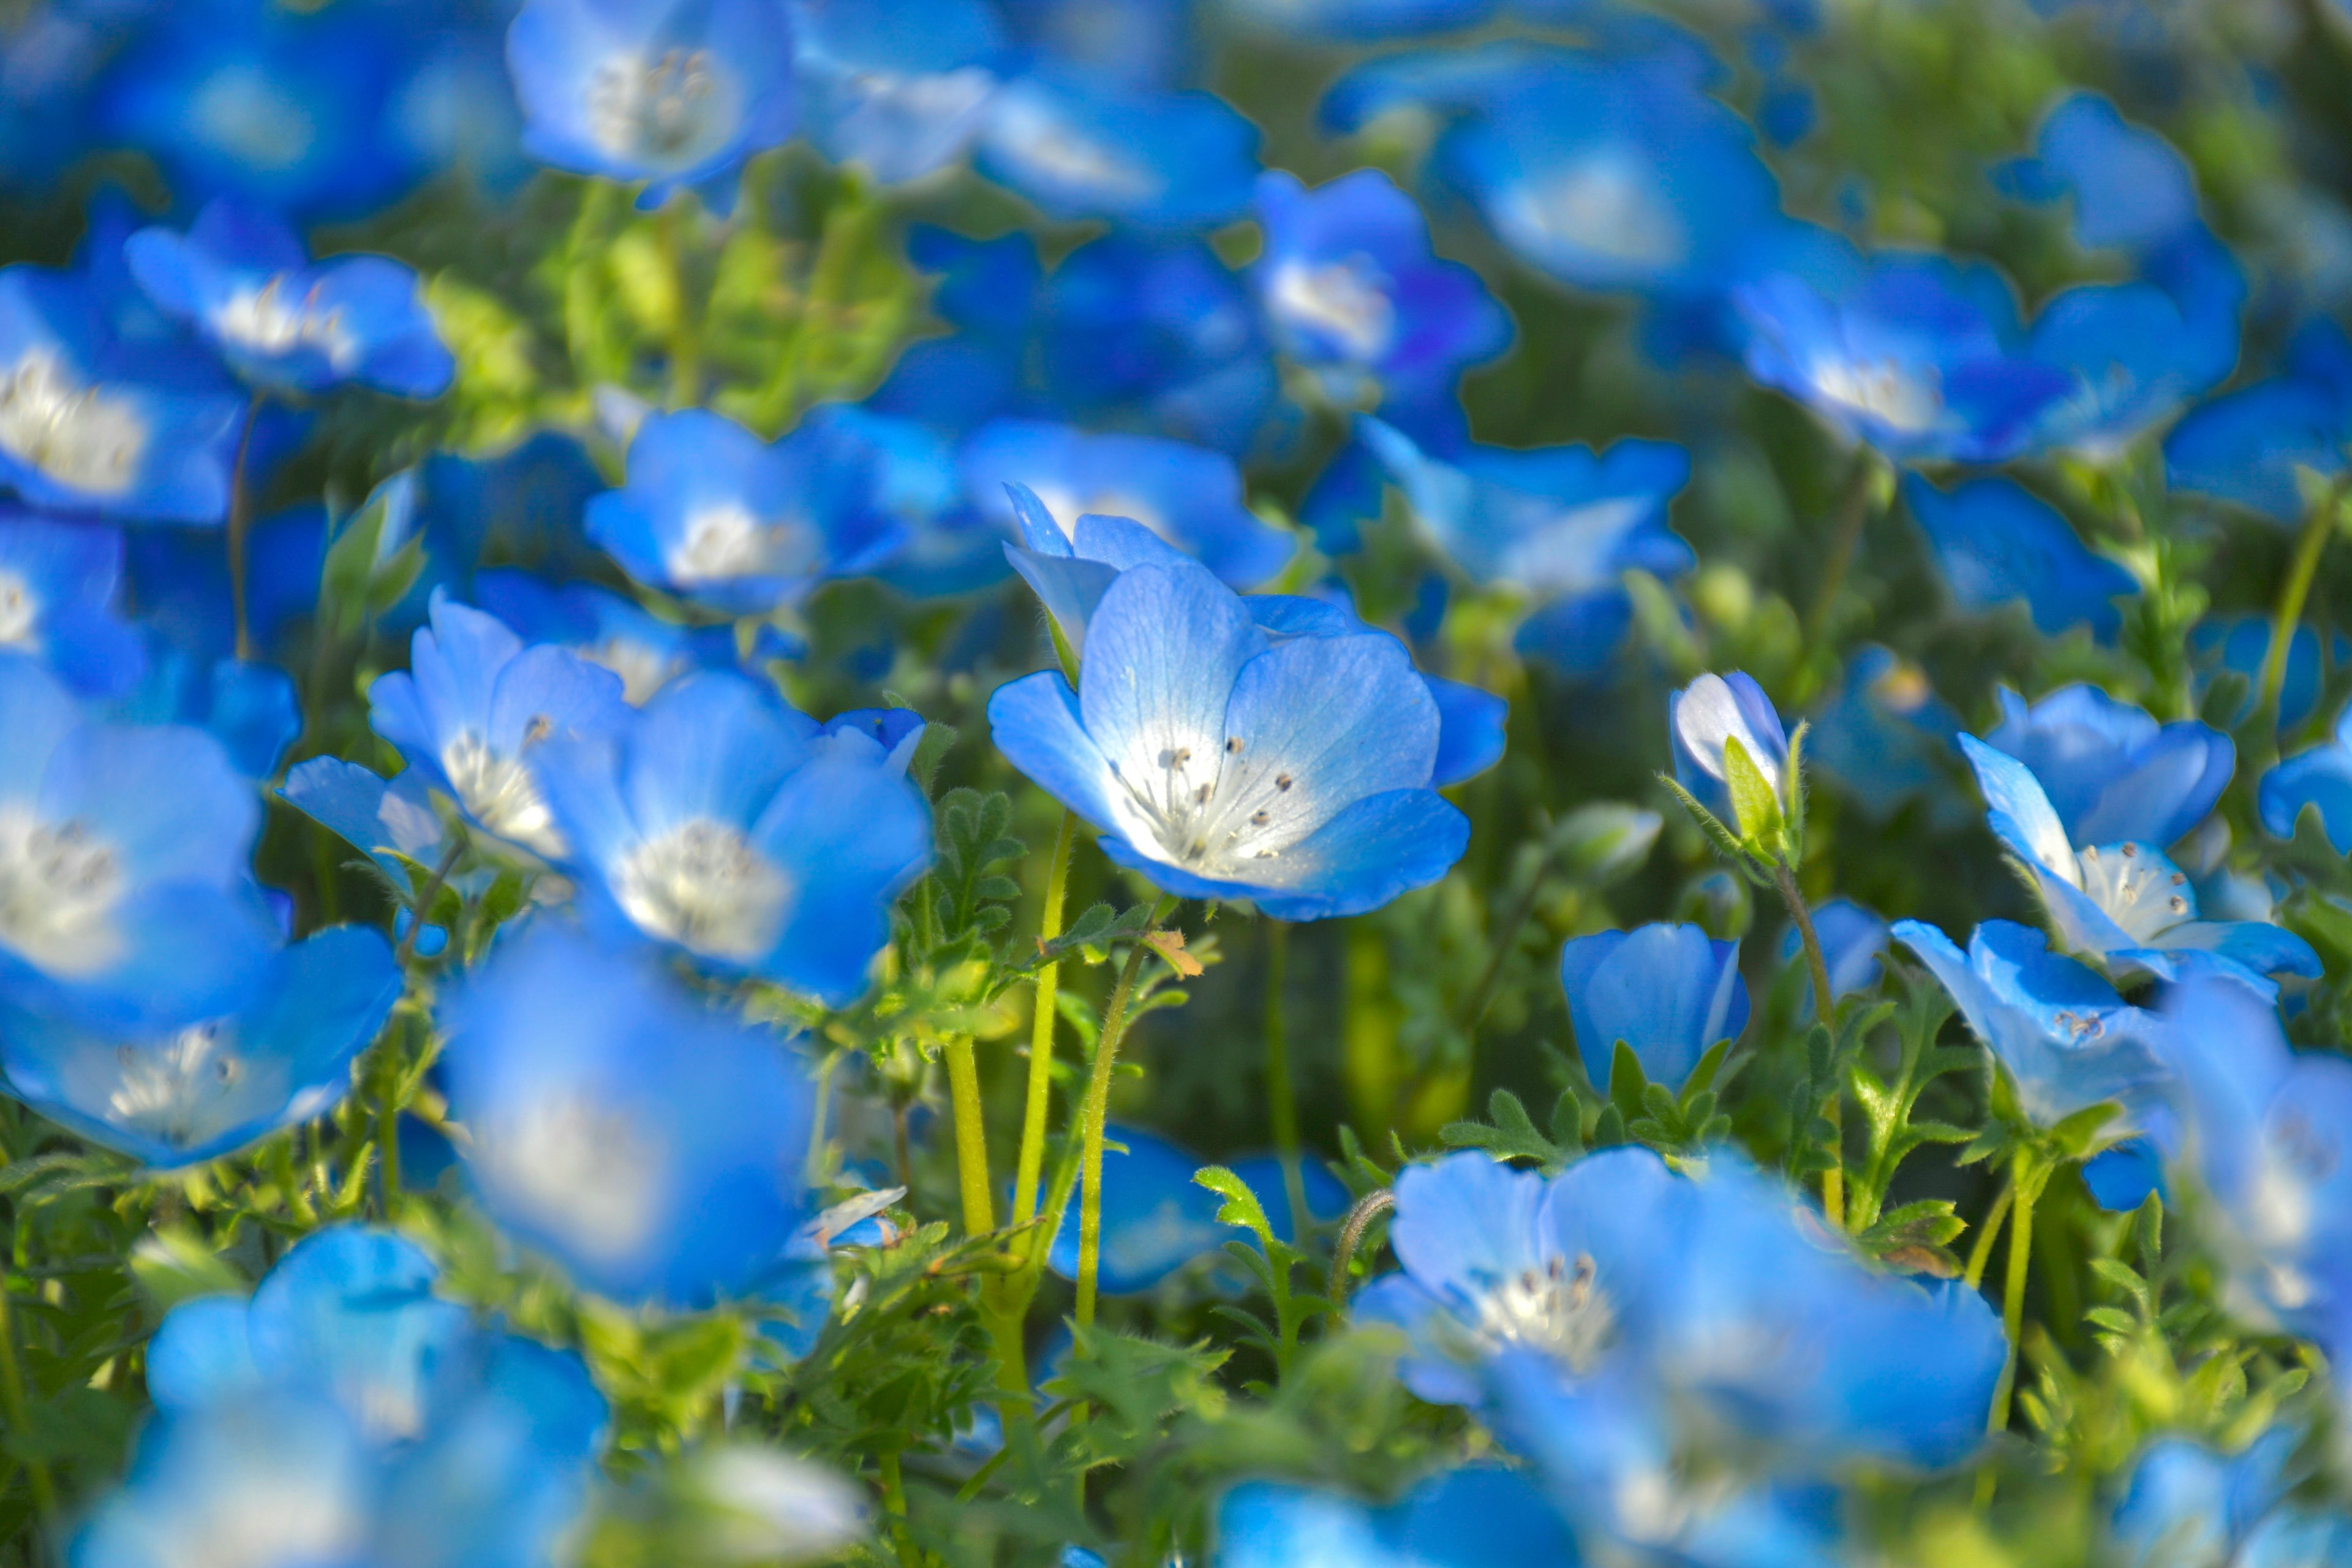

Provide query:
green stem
left=1962, top=1182, right=2014, bottom=1292
left=1802, top=453, right=1880, bottom=667
left=226, top=393, right=264, bottom=663
left=396, top=835, right=466, bottom=967
left=1329, top=1188, right=1395, bottom=1316
left=941, top=1036, right=995, bottom=1243
left=879, top=1450, right=919, bottom=1568
left=2257, top=483, right=2343, bottom=741
left=0, top=1210, right=56, bottom=1533
left=1988, top=1153, right=2046, bottom=1435
left=1010, top=810, right=1077, bottom=1252
left=1264, top=921, right=1310, bottom=1246
left=375, top=1012, right=409, bottom=1219
left=657, top=198, right=700, bottom=407
left=1075, top=897, right=1180, bottom=1329
left=1775, top=861, right=1844, bottom=1229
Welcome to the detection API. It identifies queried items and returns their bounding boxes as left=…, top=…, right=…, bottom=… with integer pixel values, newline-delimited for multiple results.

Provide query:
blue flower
left=2021, top=271, right=2241, bottom=459
left=2166, top=320, right=2352, bottom=524
left=960, top=421, right=1292, bottom=590
left=1733, top=252, right=2073, bottom=464
left=987, top=559, right=1469, bottom=919
left=108, top=638, right=301, bottom=782
left=1778, top=897, right=1890, bottom=1014
left=1956, top=735, right=2316, bottom=987
left=1670, top=669, right=1789, bottom=823
left=1559, top=922, right=1747, bottom=1089
left=1980, top=684, right=2233, bottom=850
left=124, top=200, right=453, bottom=398
left=2258, top=699, right=2352, bottom=851
left=974, top=69, right=1259, bottom=230
left=586, top=409, right=904, bottom=615
left=1358, top=417, right=1690, bottom=676
left=1902, top=476, right=2138, bottom=639
left=531, top=671, right=932, bottom=1005
left=506, top=0, right=799, bottom=200
left=366, top=594, right=630, bottom=861
left=1251, top=168, right=1509, bottom=413
left=279, top=758, right=448, bottom=880
left=473, top=568, right=742, bottom=706
left=0, top=263, right=246, bottom=523
left=1215, top=1468, right=1574, bottom=1568
left=796, top=405, right=1005, bottom=599
left=0, top=925, right=397, bottom=1170
left=1805, top=646, right=1965, bottom=821
left=1891, top=918, right=2170, bottom=1129
left=0, top=655, right=276, bottom=1030
left=0, top=511, right=144, bottom=697
left=2111, top=1428, right=2307, bottom=1568
left=1999, top=94, right=2204, bottom=257
left=442, top=922, right=818, bottom=1305
left=791, top=0, right=1003, bottom=184
left=2196, top=616, right=2344, bottom=731
left=1222, top=0, right=1498, bottom=40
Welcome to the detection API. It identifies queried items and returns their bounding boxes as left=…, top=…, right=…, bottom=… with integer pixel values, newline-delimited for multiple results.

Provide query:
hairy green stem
left=1775, top=861, right=1844, bottom=1229
left=1802, top=454, right=1880, bottom=667
left=1962, top=1182, right=2014, bottom=1291
left=1264, top=921, right=1309, bottom=1245
left=2258, top=484, right=2343, bottom=739
left=941, top=1036, right=995, bottom=1243
left=1010, top=810, right=1077, bottom=1251
left=1329, top=1188, right=1395, bottom=1316
left=1988, top=1153, right=2048, bottom=1435
left=1075, top=897, right=1180, bottom=1328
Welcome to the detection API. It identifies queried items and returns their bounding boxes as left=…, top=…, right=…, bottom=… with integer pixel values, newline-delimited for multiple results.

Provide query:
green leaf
left=1551, top=803, right=1665, bottom=888
left=1194, top=1165, right=1276, bottom=1255
left=1609, top=1042, right=1649, bottom=1121
left=1719, top=734, right=1785, bottom=849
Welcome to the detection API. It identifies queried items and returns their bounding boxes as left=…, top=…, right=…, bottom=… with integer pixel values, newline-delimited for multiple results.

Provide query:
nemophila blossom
left=1807, top=646, right=1965, bottom=822
left=2166, top=320, right=2352, bottom=524
left=366, top=594, right=630, bottom=861
left=124, top=200, right=453, bottom=398
left=1891, top=918, right=2168, bottom=1129
left=0, top=511, right=143, bottom=697
left=1215, top=1468, right=1573, bottom=1568
left=280, top=756, right=448, bottom=879
left=532, top=671, right=932, bottom=1005
left=2109, top=1426, right=2352, bottom=1567
left=1224, top=0, right=1498, bottom=40
left=793, top=404, right=1003, bottom=599
left=0, top=925, right=397, bottom=1170
left=1670, top=669, right=1789, bottom=825
left=1250, top=168, right=1509, bottom=412
left=0, top=656, right=276, bottom=1030
left=1980, top=684, right=2233, bottom=850
left=988, top=559, right=1469, bottom=919
left=78, top=1226, right=608, bottom=1568
left=974, top=69, right=1259, bottom=230
left=1778, top=897, right=1890, bottom=1014
left=506, top=0, right=799, bottom=200
left=587, top=409, right=903, bottom=615
left=473, top=568, right=740, bottom=706
left=791, top=0, right=1004, bottom=185
left=1902, top=476, right=2138, bottom=640
left=1956, top=734, right=2316, bottom=986
left=2196, top=617, right=2344, bottom=731
left=1358, top=417, right=1691, bottom=676
left=2000, top=94, right=2203, bottom=258
left=442, top=922, right=818, bottom=1306
left=2258, top=701, right=2352, bottom=851
left=1558, top=922, right=1747, bottom=1089
left=960, top=421, right=1292, bottom=590
left=0, top=263, right=246, bottom=523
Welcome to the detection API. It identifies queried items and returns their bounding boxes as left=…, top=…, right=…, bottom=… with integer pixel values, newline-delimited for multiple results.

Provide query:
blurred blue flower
left=587, top=409, right=904, bottom=615
left=473, top=568, right=742, bottom=705
left=960, top=420, right=1292, bottom=589
left=506, top=0, right=799, bottom=200
left=280, top=758, right=448, bottom=880
left=0, top=262, right=246, bottom=523
left=2022, top=272, right=2241, bottom=459
left=2111, top=1427, right=2305, bottom=1568
left=0, top=512, right=143, bottom=697
left=1670, top=669, right=1789, bottom=822
left=974, top=69, right=1258, bottom=230
left=1216, top=1468, right=1574, bottom=1568
left=0, top=927, right=396, bottom=1170
left=1806, top=646, right=1964, bottom=821
left=1733, top=252, right=2073, bottom=465
left=1778, top=897, right=1890, bottom=1014
left=1891, top=918, right=2169, bottom=1129
left=442, top=921, right=818, bottom=1305
left=1980, top=685, right=2232, bottom=850
left=792, top=404, right=1002, bottom=598
left=1956, top=734, right=2316, bottom=986
left=2258, top=701, right=2352, bottom=851
left=1999, top=94, right=2202, bottom=257
left=790, top=0, right=1003, bottom=184
left=366, top=593, right=630, bottom=861
left=533, top=671, right=932, bottom=1005
left=1223, top=0, right=1498, bottom=40
left=109, top=639, right=300, bottom=781
left=2166, top=320, right=2352, bottom=524
left=1558, top=922, right=1747, bottom=1089
left=988, top=559, right=1469, bottom=919
left=2195, top=617, right=2343, bottom=731
left=0, top=655, right=276, bottom=1030
left=124, top=200, right=453, bottom=398
left=1903, top=476, right=2138, bottom=639
left=1252, top=168, right=1509, bottom=413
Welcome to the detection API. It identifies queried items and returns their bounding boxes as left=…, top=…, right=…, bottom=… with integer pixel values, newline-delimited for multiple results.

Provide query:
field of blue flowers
left=8, top=0, right=2352, bottom=1563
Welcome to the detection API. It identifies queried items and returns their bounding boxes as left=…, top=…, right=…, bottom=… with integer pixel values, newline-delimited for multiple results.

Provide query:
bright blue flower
left=2081, top=1135, right=2168, bottom=1215
left=532, top=671, right=932, bottom=1005
left=960, top=420, right=1292, bottom=589
left=2022, top=272, right=2241, bottom=459
left=442, top=921, right=818, bottom=1305
left=279, top=758, right=448, bottom=880
left=1251, top=168, right=1509, bottom=413
left=108, top=639, right=301, bottom=781
left=124, top=200, right=453, bottom=398
left=0, top=263, right=246, bottom=523
left=1956, top=734, right=2318, bottom=986
left=1423, top=675, right=1507, bottom=788
left=2111, top=1428, right=2303, bottom=1568
left=2259, top=700, right=2352, bottom=851
left=974, top=69, right=1259, bottom=230
left=2196, top=616, right=2343, bottom=731
left=2166, top=320, right=2352, bottom=524
left=1733, top=252, right=2074, bottom=465
left=1778, top=897, right=1890, bottom=1015
left=794, top=405, right=1005, bottom=599
left=1559, top=922, right=1747, bottom=1089
left=1670, top=669, right=1789, bottom=823
left=0, top=925, right=396, bottom=1170
left=587, top=409, right=904, bottom=615
left=0, top=655, right=276, bottom=1030
left=1999, top=94, right=2198, bottom=255
left=987, top=560, right=1469, bottom=920
left=1981, top=684, right=2233, bottom=850
left=1215, top=1468, right=1575, bottom=1568
left=1903, top=476, right=2138, bottom=639
left=366, top=594, right=630, bottom=861
left=1891, top=918, right=2169, bottom=1129
left=1806, top=646, right=1965, bottom=821
left=0, top=511, right=143, bottom=697
left=1223, top=0, right=1498, bottom=40
left=473, top=568, right=741, bottom=706
left=790, top=0, right=1003, bottom=184
left=505, top=0, right=799, bottom=200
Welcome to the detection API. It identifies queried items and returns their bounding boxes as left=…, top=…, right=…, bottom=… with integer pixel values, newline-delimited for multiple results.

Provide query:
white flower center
left=1102, top=728, right=1324, bottom=884
left=1808, top=356, right=1943, bottom=434
left=475, top=1093, right=667, bottom=1265
left=440, top=728, right=564, bottom=858
left=2073, top=841, right=2194, bottom=945
left=211, top=275, right=360, bottom=369
left=587, top=48, right=730, bottom=167
left=614, top=818, right=791, bottom=962
left=105, top=1022, right=266, bottom=1156
left=669, top=502, right=820, bottom=585
left=0, top=808, right=125, bottom=977
left=0, top=569, right=37, bottom=647
left=1515, top=157, right=1686, bottom=268
left=1267, top=258, right=1395, bottom=363
left=1466, top=1251, right=1613, bottom=1373
left=585, top=635, right=684, bottom=706
left=0, top=349, right=148, bottom=497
